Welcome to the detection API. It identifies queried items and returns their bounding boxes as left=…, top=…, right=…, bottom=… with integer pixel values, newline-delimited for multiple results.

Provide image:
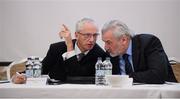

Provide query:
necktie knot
left=123, top=54, right=129, bottom=60
left=78, top=53, right=85, bottom=61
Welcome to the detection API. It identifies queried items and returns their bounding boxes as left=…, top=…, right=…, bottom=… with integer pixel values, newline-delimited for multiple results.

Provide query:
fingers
left=59, top=24, right=67, bottom=39
left=17, top=74, right=26, bottom=80
left=59, top=24, right=71, bottom=39
left=58, top=24, right=73, bottom=50
left=62, top=24, right=69, bottom=31
left=12, top=73, right=27, bottom=84
left=16, top=72, right=26, bottom=81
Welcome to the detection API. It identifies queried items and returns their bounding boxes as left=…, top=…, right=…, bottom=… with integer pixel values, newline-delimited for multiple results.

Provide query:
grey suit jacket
left=111, top=34, right=177, bottom=84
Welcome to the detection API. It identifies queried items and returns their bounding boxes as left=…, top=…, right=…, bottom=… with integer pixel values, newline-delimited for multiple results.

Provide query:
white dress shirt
left=62, top=42, right=89, bottom=60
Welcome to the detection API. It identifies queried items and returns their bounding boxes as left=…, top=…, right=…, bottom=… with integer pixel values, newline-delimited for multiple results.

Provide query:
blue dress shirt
left=119, top=40, right=134, bottom=75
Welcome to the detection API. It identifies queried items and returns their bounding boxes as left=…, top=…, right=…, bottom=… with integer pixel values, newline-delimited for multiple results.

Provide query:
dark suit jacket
left=111, top=34, right=177, bottom=84
left=42, top=40, right=107, bottom=82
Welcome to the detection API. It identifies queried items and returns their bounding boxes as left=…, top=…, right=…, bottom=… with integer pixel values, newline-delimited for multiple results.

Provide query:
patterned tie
left=123, top=54, right=133, bottom=74
left=78, top=53, right=85, bottom=61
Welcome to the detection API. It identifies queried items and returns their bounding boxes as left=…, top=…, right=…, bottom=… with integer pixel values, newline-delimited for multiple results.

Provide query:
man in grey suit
left=101, top=20, right=177, bottom=84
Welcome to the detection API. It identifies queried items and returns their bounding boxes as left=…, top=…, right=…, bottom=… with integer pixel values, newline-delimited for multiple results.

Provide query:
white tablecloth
left=0, top=80, right=180, bottom=99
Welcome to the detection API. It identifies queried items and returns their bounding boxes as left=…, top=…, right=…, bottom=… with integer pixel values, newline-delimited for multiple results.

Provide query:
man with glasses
left=42, top=18, right=107, bottom=83
left=12, top=18, right=107, bottom=84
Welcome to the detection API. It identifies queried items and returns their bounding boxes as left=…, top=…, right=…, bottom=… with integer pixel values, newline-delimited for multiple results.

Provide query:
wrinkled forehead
left=80, top=22, right=98, bottom=32
left=102, top=30, right=115, bottom=41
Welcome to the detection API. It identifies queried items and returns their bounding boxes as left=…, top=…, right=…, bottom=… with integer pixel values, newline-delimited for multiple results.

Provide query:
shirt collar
left=126, top=40, right=132, bottom=56
left=75, top=42, right=89, bottom=55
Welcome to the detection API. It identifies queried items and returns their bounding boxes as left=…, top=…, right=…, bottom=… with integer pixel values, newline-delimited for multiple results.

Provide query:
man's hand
left=11, top=72, right=27, bottom=84
left=59, top=24, right=73, bottom=52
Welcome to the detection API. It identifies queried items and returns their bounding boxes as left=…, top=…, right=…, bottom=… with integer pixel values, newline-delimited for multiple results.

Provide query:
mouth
left=87, top=44, right=94, bottom=48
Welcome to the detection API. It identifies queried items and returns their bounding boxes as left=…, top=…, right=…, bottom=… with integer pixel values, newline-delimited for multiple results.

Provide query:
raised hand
left=59, top=24, right=71, bottom=39
left=59, top=24, right=73, bottom=52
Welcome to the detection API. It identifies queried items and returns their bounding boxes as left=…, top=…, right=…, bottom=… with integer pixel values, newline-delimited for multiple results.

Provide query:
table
left=0, top=79, right=180, bottom=99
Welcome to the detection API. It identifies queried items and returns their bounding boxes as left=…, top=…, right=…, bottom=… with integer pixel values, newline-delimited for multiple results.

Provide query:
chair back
left=171, top=63, right=180, bottom=83
left=7, top=59, right=26, bottom=80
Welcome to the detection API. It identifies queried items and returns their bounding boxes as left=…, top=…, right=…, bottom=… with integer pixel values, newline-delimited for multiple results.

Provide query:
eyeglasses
left=78, top=32, right=99, bottom=39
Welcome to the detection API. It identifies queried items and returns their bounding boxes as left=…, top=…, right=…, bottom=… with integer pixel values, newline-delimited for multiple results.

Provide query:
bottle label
left=95, top=70, right=105, bottom=85
left=26, top=70, right=33, bottom=77
left=33, top=69, right=41, bottom=78
left=96, top=70, right=104, bottom=76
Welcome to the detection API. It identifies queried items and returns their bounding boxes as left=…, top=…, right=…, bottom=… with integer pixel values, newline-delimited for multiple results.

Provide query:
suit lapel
left=132, top=35, right=141, bottom=71
left=111, top=56, right=120, bottom=74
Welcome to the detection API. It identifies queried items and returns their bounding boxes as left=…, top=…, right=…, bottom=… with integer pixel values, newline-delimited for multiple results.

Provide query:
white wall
left=0, top=0, right=180, bottom=62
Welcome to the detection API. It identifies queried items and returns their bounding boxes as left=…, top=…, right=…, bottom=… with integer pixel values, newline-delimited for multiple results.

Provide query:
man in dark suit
left=12, top=18, right=107, bottom=84
left=101, top=20, right=177, bottom=84
left=42, top=18, right=107, bottom=82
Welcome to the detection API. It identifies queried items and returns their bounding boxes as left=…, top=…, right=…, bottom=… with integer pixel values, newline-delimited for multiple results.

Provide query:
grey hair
left=75, top=18, right=98, bottom=32
left=102, top=20, right=134, bottom=38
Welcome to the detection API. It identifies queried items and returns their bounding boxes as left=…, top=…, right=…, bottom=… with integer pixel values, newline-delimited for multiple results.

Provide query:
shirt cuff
left=62, top=50, right=75, bottom=60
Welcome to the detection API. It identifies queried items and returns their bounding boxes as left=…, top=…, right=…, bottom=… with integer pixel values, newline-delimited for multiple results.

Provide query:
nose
left=104, top=44, right=109, bottom=51
left=89, top=35, right=95, bottom=42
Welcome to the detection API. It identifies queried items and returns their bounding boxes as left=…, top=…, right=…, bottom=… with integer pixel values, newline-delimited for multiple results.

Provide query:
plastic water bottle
left=103, top=57, right=112, bottom=75
left=103, top=57, right=112, bottom=85
left=33, top=57, right=42, bottom=78
left=95, top=57, right=105, bottom=85
left=25, top=57, right=33, bottom=77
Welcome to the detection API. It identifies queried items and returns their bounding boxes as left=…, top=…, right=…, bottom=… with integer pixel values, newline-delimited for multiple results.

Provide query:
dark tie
left=123, top=54, right=133, bottom=74
left=78, top=53, right=85, bottom=61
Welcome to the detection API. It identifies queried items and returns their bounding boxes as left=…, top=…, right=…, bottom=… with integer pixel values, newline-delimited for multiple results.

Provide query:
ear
left=120, top=35, right=129, bottom=44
